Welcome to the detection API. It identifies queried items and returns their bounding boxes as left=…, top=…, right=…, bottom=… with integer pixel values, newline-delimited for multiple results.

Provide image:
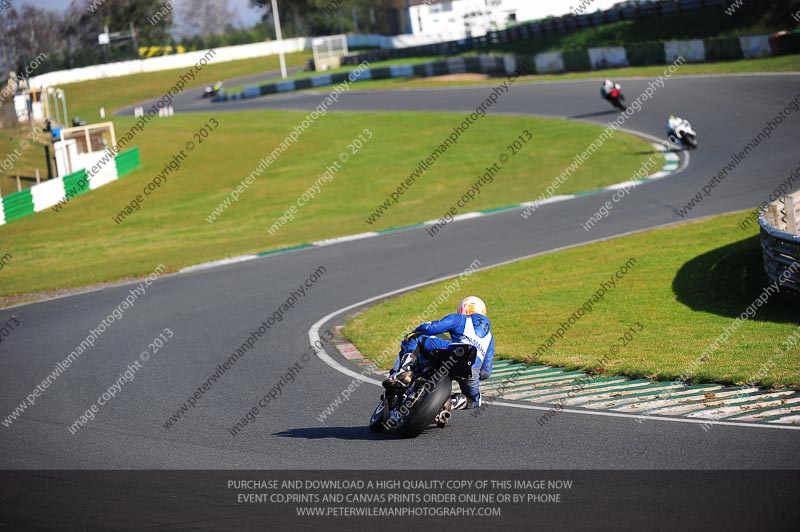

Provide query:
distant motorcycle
left=369, top=342, right=476, bottom=438
left=203, top=81, right=223, bottom=98
left=601, top=80, right=626, bottom=111
left=666, top=116, right=698, bottom=150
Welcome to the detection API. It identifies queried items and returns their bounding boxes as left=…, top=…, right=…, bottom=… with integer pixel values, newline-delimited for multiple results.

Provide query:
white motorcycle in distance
left=203, top=81, right=223, bottom=98
left=666, top=115, right=698, bottom=150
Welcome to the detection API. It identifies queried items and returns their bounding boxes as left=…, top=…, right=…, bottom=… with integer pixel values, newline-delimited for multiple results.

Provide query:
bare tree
left=178, top=0, right=238, bottom=38
left=0, top=5, right=61, bottom=76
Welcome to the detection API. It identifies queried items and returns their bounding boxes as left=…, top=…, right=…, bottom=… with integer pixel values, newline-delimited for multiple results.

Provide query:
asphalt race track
left=2, top=73, right=800, bottom=472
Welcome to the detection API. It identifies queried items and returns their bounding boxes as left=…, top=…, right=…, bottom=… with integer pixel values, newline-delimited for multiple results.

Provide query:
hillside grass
left=62, top=51, right=312, bottom=122
left=0, top=110, right=656, bottom=300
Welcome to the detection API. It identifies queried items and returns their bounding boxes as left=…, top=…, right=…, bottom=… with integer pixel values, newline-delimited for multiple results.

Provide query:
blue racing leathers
left=393, top=313, right=495, bottom=408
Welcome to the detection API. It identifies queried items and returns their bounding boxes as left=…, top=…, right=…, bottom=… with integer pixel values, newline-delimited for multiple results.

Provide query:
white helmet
left=458, top=296, right=487, bottom=316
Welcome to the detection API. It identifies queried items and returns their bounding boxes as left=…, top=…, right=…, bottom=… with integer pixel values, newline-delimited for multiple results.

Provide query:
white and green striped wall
left=0, top=147, right=140, bottom=226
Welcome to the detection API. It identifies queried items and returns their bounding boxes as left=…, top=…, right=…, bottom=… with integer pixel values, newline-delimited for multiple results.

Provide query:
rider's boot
left=382, top=370, right=413, bottom=389
left=448, top=393, right=468, bottom=410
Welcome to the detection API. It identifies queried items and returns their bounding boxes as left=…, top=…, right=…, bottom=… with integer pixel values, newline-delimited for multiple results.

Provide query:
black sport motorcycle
left=369, top=342, right=477, bottom=438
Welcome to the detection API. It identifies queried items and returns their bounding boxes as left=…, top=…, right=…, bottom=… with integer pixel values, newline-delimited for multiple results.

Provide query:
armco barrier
left=760, top=191, right=800, bottom=294
left=0, top=147, right=141, bottom=226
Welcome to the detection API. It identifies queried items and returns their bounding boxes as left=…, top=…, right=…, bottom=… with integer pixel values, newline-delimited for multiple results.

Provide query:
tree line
left=0, top=0, right=405, bottom=77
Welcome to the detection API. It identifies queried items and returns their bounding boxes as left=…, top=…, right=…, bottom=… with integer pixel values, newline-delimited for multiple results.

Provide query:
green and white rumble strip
left=483, top=360, right=800, bottom=425
left=331, top=329, right=800, bottom=426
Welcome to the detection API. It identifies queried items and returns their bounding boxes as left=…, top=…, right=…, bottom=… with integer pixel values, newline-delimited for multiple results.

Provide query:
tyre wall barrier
left=760, top=191, right=800, bottom=294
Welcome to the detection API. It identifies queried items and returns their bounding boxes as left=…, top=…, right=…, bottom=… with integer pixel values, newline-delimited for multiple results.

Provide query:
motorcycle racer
left=600, top=79, right=626, bottom=110
left=600, top=79, right=617, bottom=99
left=387, top=296, right=495, bottom=410
left=665, top=115, right=698, bottom=149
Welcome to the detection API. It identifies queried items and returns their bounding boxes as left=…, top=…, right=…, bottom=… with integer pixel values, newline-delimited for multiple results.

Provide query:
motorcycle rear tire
left=397, top=373, right=452, bottom=439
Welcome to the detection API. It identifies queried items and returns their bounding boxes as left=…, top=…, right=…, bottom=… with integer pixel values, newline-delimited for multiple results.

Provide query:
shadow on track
left=568, top=109, right=621, bottom=119
left=672, top=235, right=799, bottom=322
left=273, top=426, right=398, bottom=441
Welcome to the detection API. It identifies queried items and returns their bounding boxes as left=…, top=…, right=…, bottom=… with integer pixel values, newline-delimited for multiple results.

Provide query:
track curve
left=2, top=73, right=799, bottom=469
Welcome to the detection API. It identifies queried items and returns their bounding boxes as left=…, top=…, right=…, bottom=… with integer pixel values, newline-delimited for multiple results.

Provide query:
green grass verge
left=0, top=127, right=47, bottom=194
left=0, top=110, right=656, bottom=299
left=345, top=212, right=800, bottom=388
left=62, top=52, right=312, bottom=122
left=350, top=54, right=800, bottom=91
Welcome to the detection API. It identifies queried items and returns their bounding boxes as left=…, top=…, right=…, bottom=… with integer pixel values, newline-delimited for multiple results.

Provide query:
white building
left=407, top=0, right=623, bottom=39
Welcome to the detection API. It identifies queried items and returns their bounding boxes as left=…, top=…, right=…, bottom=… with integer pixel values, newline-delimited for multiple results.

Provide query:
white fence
left=27, top=32, right=462, bottom=89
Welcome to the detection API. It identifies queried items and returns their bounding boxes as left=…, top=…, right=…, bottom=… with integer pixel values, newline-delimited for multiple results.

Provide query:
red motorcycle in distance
left=601, top=80, right=627, bottom=111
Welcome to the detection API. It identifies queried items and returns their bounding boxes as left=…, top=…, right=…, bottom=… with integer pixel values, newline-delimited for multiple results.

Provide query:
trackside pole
left=272, top=0, right=288, bottom=80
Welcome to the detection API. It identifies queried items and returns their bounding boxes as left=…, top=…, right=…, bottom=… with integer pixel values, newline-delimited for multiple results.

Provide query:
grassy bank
left=61, top=52, right=312, bottom=122
left=0, top=128, right=47, bottom=194
left=345, top=212, right=800, bottom=387
left=0, top=110, right=656, bottom=300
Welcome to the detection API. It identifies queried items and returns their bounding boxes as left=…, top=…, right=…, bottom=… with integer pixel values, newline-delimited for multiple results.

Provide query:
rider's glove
left=403, top=331, right=419, bottom=343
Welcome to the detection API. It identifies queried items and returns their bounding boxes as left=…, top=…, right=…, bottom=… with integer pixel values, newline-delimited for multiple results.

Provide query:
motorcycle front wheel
left=368, top=400, right=386, bottom=432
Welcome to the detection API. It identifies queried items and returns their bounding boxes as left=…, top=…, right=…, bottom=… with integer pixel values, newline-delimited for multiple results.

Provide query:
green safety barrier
left=63, top=169, right=89, bottom=199
left=0, top=147, right=141, bottom=226
left=626, top=42, right=666, bottom=66
left=2, top=189, right=34, bottom=222
left=516, top=55, right=538, bottom=75
left=562, top=49, right=591, bottom=72
left=115, top=147, right=141, bottom=177
left=704, top=37, right=744, bottom=62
